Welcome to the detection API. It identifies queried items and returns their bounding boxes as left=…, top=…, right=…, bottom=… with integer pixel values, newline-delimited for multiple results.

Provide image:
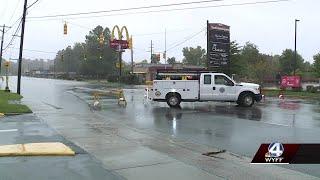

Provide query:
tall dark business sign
left=207, top=21, right=230, bottom=73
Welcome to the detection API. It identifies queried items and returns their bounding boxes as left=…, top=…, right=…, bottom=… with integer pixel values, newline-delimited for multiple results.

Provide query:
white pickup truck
left=147, top=72, right=262, bottom=107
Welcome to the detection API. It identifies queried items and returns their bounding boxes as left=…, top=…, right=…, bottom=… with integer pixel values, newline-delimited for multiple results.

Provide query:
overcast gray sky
left=0, top=0, right=319, bottom=64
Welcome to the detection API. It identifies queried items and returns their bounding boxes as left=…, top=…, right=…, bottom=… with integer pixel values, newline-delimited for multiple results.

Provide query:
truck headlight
left=258, top=87, right=262, bottom=94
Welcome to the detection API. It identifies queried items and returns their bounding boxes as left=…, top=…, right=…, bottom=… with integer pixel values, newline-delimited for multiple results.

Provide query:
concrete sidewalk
left=0, top=114, right=123, bottom=180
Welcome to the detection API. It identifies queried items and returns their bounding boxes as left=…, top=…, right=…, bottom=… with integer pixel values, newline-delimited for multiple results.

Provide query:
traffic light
left=163, top=52, right=166, bottom=60
left=4, top=61, right=10, bottom=67
left=83, top=54, right=87, bottom=61
left=61, top=54, right=64, bottom=61
left=128, top=37, right=133, bottom=49
left=156, top=54, right=160, bottom=61
left=99, top=33, right=104, bottom=45
left=63, top=22, right=67, bottom=35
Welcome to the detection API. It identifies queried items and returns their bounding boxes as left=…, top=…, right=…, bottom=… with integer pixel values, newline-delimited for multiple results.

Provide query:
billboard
left=110, top=40, right=129, bottom=50
left=281, top=76, right=301, bottom=88
left=207, top=23, right=230, bottom=70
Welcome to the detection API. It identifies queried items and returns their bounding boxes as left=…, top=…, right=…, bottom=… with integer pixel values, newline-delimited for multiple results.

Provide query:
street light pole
left=294, top=19, right=300, bottom=76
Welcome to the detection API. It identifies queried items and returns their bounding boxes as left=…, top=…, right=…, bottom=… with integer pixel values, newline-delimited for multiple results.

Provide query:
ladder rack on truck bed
left=155, top=69, right=218, bottom=81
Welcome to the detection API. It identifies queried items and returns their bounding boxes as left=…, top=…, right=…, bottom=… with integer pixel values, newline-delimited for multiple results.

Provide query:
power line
left=0, top=0, right=9, bottom=20
left=3, top=19, right=22, bottom=52
left=68, top=21, right=92, bottom=30
left=8, top=0, right=22, bottom=24
left=27, top=0, right=291, bottom=21
left=133, top=28, right=193, bottom=37
left=28, top=0, right=225, bottom=19
left=6, top=0, right=40, bottom=32
left=167, top=28, right=206, bottom=52
left=2, top=0, right=39, bottom=53
left=27, top=0, right=41, bottom=9
left=7, top=47, right=57, bottom=54
left=10, top=16, right=23, bottom=28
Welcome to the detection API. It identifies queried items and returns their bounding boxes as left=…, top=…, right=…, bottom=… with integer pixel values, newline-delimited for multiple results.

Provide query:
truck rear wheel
left=166, top=94, right=181, bottom=108
left=239, top=93, right=254, bottom=107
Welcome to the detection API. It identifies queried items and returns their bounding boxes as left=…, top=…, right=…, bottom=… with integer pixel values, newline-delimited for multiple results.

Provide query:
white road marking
left=0, top=129, right=18, bottom=133
left=250, top=163, right=290, bottom=165
left=263, top=122, right=291, bottom=127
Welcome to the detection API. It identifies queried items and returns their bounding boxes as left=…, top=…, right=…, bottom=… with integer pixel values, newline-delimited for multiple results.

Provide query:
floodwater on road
left=2, top=77, right=320, bottom=177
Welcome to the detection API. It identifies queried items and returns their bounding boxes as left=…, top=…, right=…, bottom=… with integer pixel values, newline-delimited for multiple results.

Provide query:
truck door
left=212, top=75, right=237, bottom=101
left=199, top=74, right=214, bottom=100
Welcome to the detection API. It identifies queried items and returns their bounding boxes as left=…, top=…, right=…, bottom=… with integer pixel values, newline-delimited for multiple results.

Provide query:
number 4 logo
left=268, top=142, right=284, bottom=157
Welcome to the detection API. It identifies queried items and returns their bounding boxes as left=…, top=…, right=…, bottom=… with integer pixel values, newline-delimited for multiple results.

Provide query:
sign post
left=207, top=21, right=230, bottom=74
left=4, top=61, right=10, bottom=92
left=110, top=25, right=130, bottom=84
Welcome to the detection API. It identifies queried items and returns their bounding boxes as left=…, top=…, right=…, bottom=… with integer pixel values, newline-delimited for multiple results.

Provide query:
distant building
left=133, top=63, right=206, bottom=83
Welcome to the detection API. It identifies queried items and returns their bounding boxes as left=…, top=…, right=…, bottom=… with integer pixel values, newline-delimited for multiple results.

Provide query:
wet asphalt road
left=3, top=77, right=320, bottom=177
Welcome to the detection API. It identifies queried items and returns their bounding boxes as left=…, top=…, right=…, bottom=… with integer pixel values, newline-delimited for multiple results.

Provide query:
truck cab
left=149, top=72, right=262, bottom=108
left=199, top=73, right=262, bottom=105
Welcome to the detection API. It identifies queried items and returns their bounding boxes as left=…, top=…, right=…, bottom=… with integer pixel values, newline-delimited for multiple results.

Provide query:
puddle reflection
left=152, top=104, right=263, bottom=122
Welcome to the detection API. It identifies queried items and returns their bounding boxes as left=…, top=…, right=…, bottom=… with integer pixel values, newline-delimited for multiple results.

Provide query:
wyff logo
left=265, top=142, right=284, bottom=163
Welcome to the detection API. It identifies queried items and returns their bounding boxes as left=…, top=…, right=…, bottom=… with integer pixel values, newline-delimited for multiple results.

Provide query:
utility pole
left=0, top=24, right=11, bottom=74
left=164, top=29, right=167, bottom=64
left=206, top=20, right=209, bottom=69
left=150, top=40, right=153, bottom=63
left=294, top=19, right=300, bottom=76
left=17, top=0, right=28, bottom=94
left=118, top=45, right=122, bottom=78
left=130, top=35, right=134, bottom=74
left=53, top=59, right=56, bottom=79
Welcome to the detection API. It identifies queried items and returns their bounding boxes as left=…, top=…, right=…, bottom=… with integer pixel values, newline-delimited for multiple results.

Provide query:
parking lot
left=2, top=77, right=320, bottom=179
left=71, top=84, right=320, bottom=177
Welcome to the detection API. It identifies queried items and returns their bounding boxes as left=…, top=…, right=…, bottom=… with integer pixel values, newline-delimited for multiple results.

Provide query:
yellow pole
left=4, top=61, right=10, bottom=92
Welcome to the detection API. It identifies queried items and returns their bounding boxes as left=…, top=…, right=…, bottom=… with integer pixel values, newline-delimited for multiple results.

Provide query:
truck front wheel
left=166, top=94, right=181, bottom=108
left=239, top=93, right=254, bottom=107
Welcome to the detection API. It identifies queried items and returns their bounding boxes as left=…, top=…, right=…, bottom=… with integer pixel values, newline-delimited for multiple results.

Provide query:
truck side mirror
left=227, top=81, right=234, bottom=86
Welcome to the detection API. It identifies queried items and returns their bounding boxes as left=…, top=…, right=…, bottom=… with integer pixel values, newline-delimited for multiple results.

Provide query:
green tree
left=140, top=59, right=148, bottom=64
left=238, top=42, right=273, bottom=83
left=241, top=42, right=260, bottom=64
left=313, top=53, right=320, bottom=77
left=182, top=46, right=206, bottom=66
left=229, top=41, right=246, bottom=76
left=278, top=49, right=304, bottom=75
left=237, top=42, right=261, bottom=80
left=252, top=54, right=274, bottom=84
left=82, top=25, right=117, bottom=77
left=151, top=54, right=159, bottom=64
left=54, top=25, right=118, bottom=79
left=167, top=57, right=176, bottom=64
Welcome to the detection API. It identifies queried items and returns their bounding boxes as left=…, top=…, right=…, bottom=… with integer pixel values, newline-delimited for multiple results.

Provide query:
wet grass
left=0, top=90, right=32, bottom=114
left=262, top=89, right=320, bottom=100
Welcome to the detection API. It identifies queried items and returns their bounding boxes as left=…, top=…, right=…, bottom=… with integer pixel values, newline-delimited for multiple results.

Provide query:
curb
left=0, top=142, right=75, bottom=157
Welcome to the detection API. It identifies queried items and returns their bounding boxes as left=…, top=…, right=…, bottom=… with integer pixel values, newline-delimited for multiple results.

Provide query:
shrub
left=292, top=87, right=302, bottom=92
left=107, top=75, right=118, bottom=83
left=306, top=85, right=317, bottom=93
left=108, top=74, right=140, bottom=85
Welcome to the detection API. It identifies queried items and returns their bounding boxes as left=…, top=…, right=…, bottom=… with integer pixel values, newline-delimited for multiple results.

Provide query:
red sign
left=281, top=76, right=301, bottom=88
left=110, top=40, right=129, bottom=49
